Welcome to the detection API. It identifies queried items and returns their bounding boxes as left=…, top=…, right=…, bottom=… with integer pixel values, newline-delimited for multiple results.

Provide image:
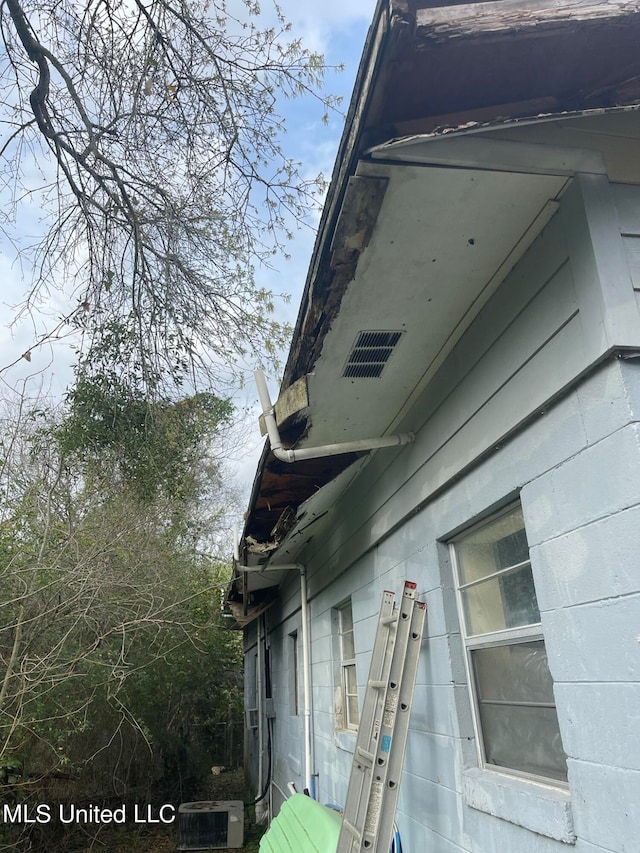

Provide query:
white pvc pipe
left=255, top=370, right=284, bottom=454
left=239, top=563, right=303, bottom=573
left=280, top=433, right=414, bottom=461
left=299, top=567, right=313, bottom=796
left=254, top=370, right=414, bottom=463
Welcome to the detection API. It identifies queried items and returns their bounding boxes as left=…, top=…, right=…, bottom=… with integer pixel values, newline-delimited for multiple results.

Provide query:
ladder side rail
left=370, top=600, right=426, bottom=853
left=354, top=591, right=396, bottom=755
left=336, top=590, right=396, bottom=853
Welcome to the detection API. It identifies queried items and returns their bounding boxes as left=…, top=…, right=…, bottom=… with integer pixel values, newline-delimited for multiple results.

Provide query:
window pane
left=462, top=564, right=540, bottom=635
left=456, top=506, right=528, bottom=585
left=472, top=642, right=567, bottom=782
left=344, top=662, right=357, bottom=696
left=347, top=695, right=360, bottom=727
left=344, top=663, right=359, bottom=727
left=477, top=703, right=568, bottom=782
left=340, top=604, right=353, bottom=633
left=472, top=641, right=556, bottom=704
left=342, top=629, right=355, bottom=660
left=495, top=527, right=529, bottom=572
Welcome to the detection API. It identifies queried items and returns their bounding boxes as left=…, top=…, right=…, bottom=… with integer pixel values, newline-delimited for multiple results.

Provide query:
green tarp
left=259, top=794, right=342, bottom=853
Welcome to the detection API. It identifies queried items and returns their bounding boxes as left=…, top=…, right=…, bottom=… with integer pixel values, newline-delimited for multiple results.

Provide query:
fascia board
left=368, top=135, right=606, bottom=177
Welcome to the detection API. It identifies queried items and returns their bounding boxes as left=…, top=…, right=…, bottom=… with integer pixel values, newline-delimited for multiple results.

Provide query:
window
left=245, top=652, right=258, bottom=729
left=450, top=503, right=567, bottom=784
left=337, top=600, right=359, bottom=730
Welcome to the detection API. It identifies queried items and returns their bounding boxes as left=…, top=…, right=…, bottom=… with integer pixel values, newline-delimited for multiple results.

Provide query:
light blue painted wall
left=249, top=175, right=640, bottom=851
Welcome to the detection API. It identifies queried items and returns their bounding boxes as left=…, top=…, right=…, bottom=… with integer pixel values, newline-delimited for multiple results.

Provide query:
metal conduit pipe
left=255, top=370, right=414, bottom=462
left=299, top=566, right=313, bottom=796
left=255, top=616, right=267, bottom=823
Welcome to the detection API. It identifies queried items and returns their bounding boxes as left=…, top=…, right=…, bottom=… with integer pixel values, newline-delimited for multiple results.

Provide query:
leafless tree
left=1, top=0, right=337, bottom=388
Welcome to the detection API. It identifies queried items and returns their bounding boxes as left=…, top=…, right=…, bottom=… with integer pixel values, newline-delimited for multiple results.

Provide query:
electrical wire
left=390, top=821, right=403, bottom=853
left=248, top=715, right=273, bottom=805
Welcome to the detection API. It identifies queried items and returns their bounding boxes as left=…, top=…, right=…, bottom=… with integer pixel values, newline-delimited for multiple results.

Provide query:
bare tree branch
left=1, top=0, right=341, bottom=390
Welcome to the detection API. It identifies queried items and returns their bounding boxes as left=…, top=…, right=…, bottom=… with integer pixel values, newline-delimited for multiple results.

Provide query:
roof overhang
left=227, top=0, right=640, bottom=626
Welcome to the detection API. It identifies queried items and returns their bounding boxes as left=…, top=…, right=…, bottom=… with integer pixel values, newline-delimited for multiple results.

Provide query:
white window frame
left=337, top=600, right=359, bottom=731
left=449, top=502, right=567, bottom=787
left=245, top=651, right=258, bottom=730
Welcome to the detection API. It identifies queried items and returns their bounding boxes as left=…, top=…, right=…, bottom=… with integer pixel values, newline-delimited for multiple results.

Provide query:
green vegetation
left=0, top=377, right=243, bottom=851
left=0, top=1, right=340, bottom=848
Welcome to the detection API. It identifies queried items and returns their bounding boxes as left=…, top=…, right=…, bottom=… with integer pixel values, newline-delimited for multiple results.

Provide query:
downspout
left=255, top=615, right=267, bottom=823
left=255, top=370, right=414, bottom=462
left=299, top=566, right=314, bottom=797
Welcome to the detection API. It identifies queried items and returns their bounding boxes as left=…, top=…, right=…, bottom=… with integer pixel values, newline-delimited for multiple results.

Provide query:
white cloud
left=276, top=0, right=374, bottom=52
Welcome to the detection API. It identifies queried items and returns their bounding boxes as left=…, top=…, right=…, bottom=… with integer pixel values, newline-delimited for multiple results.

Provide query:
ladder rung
left=355, top=746, right=374, bottom=765
left=342, top=819, right=362, bottom=840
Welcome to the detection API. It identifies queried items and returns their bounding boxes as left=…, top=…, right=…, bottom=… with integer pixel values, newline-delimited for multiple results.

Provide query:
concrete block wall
left=260, top=357, right=640, bottom=852
left=523, top=361, right=640, bottom=853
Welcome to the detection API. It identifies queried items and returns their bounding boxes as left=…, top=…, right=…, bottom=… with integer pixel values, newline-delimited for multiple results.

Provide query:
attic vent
left=342, top=330, right=403, bottom=378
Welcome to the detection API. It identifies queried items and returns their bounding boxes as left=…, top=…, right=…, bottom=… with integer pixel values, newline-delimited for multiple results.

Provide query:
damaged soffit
left=231, top=0, right=640, bottom=617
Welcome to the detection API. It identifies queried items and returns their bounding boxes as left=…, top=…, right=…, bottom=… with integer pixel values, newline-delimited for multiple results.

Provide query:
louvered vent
left=342, top=330, right=403, bottom=378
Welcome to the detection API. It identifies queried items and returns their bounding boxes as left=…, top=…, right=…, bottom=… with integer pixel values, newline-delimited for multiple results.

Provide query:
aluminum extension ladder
left=336, top=582, right=426, bottom=853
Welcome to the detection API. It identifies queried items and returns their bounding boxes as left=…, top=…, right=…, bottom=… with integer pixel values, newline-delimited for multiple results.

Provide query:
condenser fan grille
left=177, top=800, right=244, bottom=850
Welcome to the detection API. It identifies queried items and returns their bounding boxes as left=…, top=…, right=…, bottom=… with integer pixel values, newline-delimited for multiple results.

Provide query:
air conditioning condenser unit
left=176, top=800, right=244, bottom=850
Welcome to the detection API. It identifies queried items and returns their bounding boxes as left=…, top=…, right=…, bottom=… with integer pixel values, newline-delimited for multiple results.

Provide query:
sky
left=0, top=1, right=375, bottom=508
